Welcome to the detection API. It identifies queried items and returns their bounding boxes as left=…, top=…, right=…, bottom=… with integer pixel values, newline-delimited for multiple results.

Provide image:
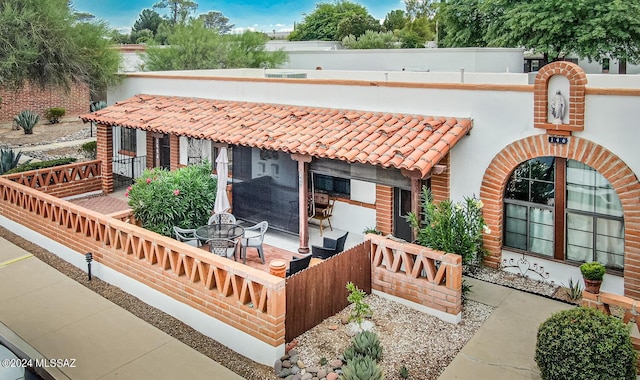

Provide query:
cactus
left=343, top=330, right=383, bottom=362
left=14, top=110, right=40, bottom=134
left=0, top=148, right=28, bottom=175
left=341, top=356, right=384, bottom=380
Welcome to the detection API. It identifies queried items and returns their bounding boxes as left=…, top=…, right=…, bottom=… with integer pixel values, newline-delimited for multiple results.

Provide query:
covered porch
left=80, top=94, right=473, bottom=253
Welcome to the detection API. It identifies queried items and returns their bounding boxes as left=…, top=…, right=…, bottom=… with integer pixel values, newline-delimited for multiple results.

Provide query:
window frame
left=120, top=127, right=137, bottom=155
left=503, top=157, right=624, bottom=271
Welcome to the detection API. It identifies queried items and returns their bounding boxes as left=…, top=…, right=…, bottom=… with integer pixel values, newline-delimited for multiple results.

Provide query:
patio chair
left=311, top=231, right=348, bottom=259
left=206, top=238, right=238, bottom=260
left=208, top=212, right=237, bottom=225
left=286, top=254, right=312, bottom=277
left=240, top=221, right=268, bottom=264
left=173, top=226, right=201, bottom=247
left=310, top=196, right=335, bottom=236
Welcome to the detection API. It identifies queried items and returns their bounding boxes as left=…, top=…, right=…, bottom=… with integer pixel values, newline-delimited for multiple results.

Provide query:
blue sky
left=72, top=0, right=405, bottom=34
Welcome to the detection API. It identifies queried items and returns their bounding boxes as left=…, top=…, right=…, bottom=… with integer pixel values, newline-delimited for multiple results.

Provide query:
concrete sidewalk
left=0, top=237, right=244, bottom=380
left=439, top=277, right=572, bottom=379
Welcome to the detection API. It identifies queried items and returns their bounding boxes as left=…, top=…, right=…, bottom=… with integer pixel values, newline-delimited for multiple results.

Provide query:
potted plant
left=580, top=262, right=606, bottom=294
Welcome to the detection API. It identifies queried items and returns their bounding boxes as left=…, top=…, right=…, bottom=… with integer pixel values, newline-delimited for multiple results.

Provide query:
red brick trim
left=534, top=61, right=587, bottom=132
left=479, top=135, right=640, bottom=297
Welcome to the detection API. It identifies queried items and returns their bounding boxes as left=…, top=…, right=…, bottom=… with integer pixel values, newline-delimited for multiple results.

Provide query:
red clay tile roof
left=80, top=94, right=472, bottom=177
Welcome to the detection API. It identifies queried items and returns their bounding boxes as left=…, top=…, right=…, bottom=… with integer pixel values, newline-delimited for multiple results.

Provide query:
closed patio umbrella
left=213, top=147, right=231, bottom=214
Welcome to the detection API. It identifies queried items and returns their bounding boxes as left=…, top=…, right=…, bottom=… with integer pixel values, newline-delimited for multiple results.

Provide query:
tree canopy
left=288, top=1, right=380, bottom=41
left=437, top=0, right=640, bottom=64
left=153, top=0, right=198, bottom=26
left=198, top=11, right=234, bottom=34
left=143, top=19, right=286, bottom=71
left=0, top=0, right=121, bottom=96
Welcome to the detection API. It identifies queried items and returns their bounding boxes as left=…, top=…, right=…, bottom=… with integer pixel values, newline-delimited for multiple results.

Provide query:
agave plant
left=0, top=148, right=28, bottom=175
left=14, top=110, right=40, bottom=135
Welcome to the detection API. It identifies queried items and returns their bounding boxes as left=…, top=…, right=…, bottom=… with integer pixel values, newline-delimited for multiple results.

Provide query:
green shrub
left=44, top=107, right=66, bottom=124
left=407, top=187, right=488, bottom=266
left=5, top=158, right=77, bottom=174
left=0, top=148, right=30, bottom=175
left=14, top=110, right=40, bottom=134
left=535, top=307, right=636, bottom=380
left=127, top=162, right=217, bottom=237
left=343, top=330, right=383, bottom=362
left=342, top=355, right=384, bottom=380
left=79, top=141, right=97, bottom=159
left=580, top=262, right=606, bottom=281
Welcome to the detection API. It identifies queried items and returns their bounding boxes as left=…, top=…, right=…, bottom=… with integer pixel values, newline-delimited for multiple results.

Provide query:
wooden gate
left=285, top=241, right=371, bottom=342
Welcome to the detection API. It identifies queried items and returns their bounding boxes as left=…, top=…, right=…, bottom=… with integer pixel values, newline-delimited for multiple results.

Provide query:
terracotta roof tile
left=81, top=94, right=472, bottom=177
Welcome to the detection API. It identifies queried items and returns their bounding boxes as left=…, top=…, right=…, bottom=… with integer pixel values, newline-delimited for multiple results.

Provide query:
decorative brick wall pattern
left=96, top=124, right=113, bottom=194
left=479, top=135, right=640, bottom=297
left=3, top=160, right=102, bottom=197
left=0, top=82, right=89, bottom=123
left=0, top=177, right=286, bottom=349
left=431, top=153, right=450, bottom=203
left=534, top=61, right=587, bottom=133
left=375, top=184, right=393, bottom=235
left=369, top=234, right=462, bottom=317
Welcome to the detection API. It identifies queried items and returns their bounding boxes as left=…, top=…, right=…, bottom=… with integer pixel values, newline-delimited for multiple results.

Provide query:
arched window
left=504, top=157, right=624, bottom=271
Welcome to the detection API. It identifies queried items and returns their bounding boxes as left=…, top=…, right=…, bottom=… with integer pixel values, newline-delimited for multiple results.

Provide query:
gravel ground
left=1, top=119, right=577, bottom=379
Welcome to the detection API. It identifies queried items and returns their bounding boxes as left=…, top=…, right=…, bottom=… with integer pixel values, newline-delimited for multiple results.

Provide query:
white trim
left=0, top=215, right=284, bottom=366
left=372, top=289, right=462, bottom=324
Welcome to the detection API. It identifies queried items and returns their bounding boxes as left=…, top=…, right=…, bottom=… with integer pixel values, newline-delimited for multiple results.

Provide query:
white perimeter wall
left=279, top=47, right=525, bottom=73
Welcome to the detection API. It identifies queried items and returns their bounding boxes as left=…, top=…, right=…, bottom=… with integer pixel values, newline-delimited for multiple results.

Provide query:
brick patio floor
left=67, top=192, right=303, bottom=274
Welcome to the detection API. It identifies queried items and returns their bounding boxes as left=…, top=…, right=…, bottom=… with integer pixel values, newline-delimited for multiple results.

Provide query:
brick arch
left=479, top=134, right=640, bottom=297
left=534, top=61, right=587, bottom=131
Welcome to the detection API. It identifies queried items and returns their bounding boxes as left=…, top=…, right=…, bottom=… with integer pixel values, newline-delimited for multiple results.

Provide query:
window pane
left=529, top=157, right=554, bottom=181
left=566, top=213, right=593, bottom=262
left=506, top=203, right=527, bottom=219
left=567, top=183, right=594, bottom=212
left=505, top=231, right=527, bottom=250
left=595, top=187, right=623, bottom=217
left=530, top=181, right=554, bottom=205
left=505, top=178, right=529, bottom=201
left=529, top=208, right=553, bottom=256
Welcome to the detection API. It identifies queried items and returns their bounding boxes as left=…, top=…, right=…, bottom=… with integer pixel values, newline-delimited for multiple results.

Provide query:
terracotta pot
left=583, top=278, right=602, bottom=294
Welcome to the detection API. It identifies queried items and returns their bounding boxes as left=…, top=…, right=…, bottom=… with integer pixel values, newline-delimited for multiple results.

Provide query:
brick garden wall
left=0, top=177, right=286, bottom=364
left=0, top=82, right=90, bottom=123
left=369, top=234, right=462, bottom=322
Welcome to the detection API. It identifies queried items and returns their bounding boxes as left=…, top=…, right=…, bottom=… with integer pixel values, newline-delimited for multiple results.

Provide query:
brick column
left=375, top=184, right=393, bottom=235
left=145, top=133, right=154, bottom=169
left=96, top=124, right=113, bottom=193
left=430, top=154, right=450, bottom=204
left=170, top=134, right=180, bottom=171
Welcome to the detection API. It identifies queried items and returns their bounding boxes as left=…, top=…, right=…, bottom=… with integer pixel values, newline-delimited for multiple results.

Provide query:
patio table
left=195, top=223, right=244, bottom=241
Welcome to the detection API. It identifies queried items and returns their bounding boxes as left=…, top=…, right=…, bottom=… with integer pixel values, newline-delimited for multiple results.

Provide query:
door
left=159, top=134, right=170, bottom=169
left=394, top=188, right=413, bottom=242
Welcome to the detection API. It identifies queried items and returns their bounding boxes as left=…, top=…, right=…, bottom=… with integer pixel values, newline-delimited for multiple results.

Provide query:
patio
left=67, top=189, right=364, bottom=275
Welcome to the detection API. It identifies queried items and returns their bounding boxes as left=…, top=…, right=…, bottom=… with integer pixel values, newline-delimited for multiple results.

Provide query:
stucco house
left=81, top=60, right=640, bottom=299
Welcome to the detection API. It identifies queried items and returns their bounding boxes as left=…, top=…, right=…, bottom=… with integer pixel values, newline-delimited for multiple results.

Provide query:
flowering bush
left=407, top=187, right=488, bottom=266
left=126, top=162, right=217, bottom=237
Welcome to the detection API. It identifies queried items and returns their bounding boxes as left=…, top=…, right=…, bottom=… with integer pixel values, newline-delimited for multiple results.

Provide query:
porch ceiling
left=80, top=94, right=472, bottom=177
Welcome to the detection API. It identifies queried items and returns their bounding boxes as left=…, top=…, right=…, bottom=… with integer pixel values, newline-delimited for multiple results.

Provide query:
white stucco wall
left=108, top=69, right=640, bottom=290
